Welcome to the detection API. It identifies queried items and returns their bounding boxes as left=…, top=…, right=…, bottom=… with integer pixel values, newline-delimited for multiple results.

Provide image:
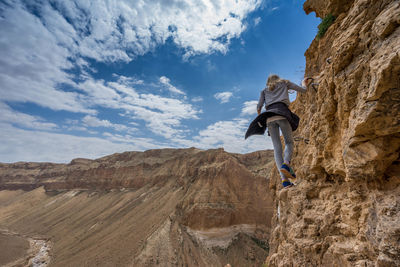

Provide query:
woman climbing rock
left=245, top=74, right=310, bottom=188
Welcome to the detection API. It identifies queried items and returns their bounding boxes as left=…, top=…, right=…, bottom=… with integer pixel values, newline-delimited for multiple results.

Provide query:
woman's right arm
left=286, top=81, right=307, bottom=93
left=257, top=90, right=265, bottom=114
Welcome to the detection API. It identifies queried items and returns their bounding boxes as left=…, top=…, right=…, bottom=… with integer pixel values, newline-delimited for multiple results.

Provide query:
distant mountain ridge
left=0, top=147, right=272, bottom=192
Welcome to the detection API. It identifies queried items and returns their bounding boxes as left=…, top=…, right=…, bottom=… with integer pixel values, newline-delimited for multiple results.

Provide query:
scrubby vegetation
left=316, top=14, right=336, bottom=40
left=251, top=236, right=269, bottom=252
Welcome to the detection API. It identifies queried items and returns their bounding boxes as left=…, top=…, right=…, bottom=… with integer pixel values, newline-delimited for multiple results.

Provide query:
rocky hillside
left=0, top=148, right=275, bottom=266
left=267, top=0, right=400, bottom=266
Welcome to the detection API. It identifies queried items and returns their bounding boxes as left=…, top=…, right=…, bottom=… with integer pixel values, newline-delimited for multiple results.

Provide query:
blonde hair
left=266, top=74, right=288, bottom=91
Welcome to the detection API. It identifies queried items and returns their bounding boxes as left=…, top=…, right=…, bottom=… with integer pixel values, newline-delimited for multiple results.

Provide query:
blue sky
left=0, top=0, right=319, bottom=163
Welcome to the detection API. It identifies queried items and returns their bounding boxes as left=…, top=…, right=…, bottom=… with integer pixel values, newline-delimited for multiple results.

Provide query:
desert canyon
left=0, top=149, right=275, bottom=266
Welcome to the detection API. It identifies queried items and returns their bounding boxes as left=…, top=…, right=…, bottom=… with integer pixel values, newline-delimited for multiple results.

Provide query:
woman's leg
left=277, top=119, right=294, bottom=164
left=267, top=121, right=284, bottom=178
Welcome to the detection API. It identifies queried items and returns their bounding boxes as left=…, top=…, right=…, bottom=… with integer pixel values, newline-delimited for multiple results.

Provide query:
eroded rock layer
left=0, top=148, right=275, bottom=266
left=267, top=1, right=400, bottom=266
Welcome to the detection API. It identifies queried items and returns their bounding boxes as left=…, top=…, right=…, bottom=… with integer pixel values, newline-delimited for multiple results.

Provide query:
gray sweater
left=257, top=81, right=306, bottom=111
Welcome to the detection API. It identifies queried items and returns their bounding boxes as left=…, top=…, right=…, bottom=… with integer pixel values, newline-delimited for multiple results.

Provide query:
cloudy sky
left=0, top=0, right=319, bottom=163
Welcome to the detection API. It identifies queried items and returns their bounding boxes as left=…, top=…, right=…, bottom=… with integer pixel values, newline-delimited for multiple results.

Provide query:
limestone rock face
left=0, top=148, right=275, bottom=266
left=267, top=1, right=400, bottom=266
left=303, top=0, right=354, bottom=18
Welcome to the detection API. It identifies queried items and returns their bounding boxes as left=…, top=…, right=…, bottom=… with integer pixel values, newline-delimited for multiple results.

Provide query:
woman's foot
left=282, top=180, right=294, bottom=188
left=280, top=163, right=296, bottom=179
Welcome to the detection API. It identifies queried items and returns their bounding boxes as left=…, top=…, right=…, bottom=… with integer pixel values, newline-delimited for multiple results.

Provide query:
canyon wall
left=267, top=0, right=400, bottom=266
left=0, top=148, right=275, bottom=266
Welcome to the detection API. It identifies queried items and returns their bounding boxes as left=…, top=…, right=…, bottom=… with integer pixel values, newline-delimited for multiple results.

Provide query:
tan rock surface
left=0, top=148, right=275, bottom=266
left=267, top=0, right=400, bottom=266
left=0, top=229, right=30, bottom=266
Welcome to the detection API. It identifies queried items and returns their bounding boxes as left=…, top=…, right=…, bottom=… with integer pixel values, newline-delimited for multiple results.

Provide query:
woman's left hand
left=302, top=77, right=313, bottom=87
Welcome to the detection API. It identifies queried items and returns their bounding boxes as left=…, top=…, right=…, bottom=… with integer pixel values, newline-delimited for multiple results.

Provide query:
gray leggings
left=267, top=119, right=294, bottom=179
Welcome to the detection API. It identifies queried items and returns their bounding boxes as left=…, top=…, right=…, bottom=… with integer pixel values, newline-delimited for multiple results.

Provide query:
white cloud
left=0, top=123, right=158, bottom=163
left=159, top=76, right=185, bottom=95
left=113, top=74, right=144, bottom=86
left=0, top=3, right=94, bottom=114
left=13, top=0, right=263, bottom=62
left=271, top=7, right=280, bottom=12
left=214, top=92, right=233, bottom=103
left=65, top=125, right=90, bottom=132
left=75, top=76, right=200, bottom=139
left=189, top=118, right=272, bottom=153
left=170, top=100, right=273, bottom=154
left=82, top=115, right=129, bottom=132
left=0, top=102, right=58, bottom=130
left=241, top=100, right=258, bottom=116
left=192, top=96, right=204, bottom=102
left=254, top=17, right=261, bottom=26
left=83, top=115, right=113, bottom=128
left=102, top=133, right=166, bottom=150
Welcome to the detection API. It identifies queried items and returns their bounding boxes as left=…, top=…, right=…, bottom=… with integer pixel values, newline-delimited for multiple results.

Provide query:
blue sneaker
left=280, top=163, right=296, bottom=180
left=282, top=180, right=294, bottom=188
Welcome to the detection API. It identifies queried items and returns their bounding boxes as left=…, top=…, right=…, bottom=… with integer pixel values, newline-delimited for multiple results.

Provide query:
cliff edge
left=267, top=0, right=400, bottom=266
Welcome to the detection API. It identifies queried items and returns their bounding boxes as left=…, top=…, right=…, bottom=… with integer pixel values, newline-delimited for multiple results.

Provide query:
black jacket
left=245, top=102, right=299, bottom=139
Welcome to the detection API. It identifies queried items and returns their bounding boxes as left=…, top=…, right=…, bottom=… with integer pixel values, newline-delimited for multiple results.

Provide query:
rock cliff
left=267, top=0, right=400, bottom=266
left=0, top=148, right=275, bottom=266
